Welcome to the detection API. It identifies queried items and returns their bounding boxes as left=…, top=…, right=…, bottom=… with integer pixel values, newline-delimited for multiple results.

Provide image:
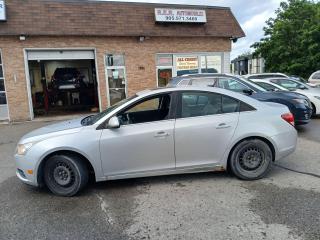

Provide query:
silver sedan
left=15, top=87, right=297, bottom=196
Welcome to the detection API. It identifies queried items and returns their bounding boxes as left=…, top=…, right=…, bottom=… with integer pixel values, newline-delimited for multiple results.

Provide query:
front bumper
left=14, top=154, right=39, bottom=187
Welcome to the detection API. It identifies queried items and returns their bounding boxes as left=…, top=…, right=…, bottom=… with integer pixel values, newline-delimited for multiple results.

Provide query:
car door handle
left=216, top=123, right=231, bottom=129
left=154, top=131, right=170, bottom=137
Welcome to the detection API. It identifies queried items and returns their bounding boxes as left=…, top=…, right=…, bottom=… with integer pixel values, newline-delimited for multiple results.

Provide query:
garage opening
left=27, top=50, right=99, bottom=118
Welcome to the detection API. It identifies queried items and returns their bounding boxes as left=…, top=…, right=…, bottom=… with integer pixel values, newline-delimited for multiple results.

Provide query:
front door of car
left=99, top=93, right=175, bottom=177
left=174, top=91, right=239, bottom=168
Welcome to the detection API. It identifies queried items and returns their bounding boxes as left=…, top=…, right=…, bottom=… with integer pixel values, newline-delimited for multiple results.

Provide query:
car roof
left=136, top=86, right=263, bottom=108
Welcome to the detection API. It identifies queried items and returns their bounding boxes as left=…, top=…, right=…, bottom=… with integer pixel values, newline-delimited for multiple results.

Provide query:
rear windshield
left=54, top=68, right=79, bottom=78
left=312, top=72, right=320, bottom=79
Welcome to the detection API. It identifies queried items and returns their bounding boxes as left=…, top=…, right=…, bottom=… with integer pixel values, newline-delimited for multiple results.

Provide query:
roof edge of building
left=46, top=0, right=232, bottom=10
left=0, top=33, right=242, bottom=38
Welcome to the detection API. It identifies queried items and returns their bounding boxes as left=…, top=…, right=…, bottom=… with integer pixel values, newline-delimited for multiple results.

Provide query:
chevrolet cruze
left=15, top=87, right=297, bottom=196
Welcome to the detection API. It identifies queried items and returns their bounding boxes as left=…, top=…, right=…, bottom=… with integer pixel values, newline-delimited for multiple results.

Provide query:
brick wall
left=0, top=36, right=231, bottom=121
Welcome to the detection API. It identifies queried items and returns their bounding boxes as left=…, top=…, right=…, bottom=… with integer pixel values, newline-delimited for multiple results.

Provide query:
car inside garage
left=27, top=50, right=99, bottom=117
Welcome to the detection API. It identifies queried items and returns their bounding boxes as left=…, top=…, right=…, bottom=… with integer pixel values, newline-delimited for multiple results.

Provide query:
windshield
left=237, top=77, right=267, bottom=92
left=288, top=78, right=316, bottom=88
left=81, top=95, right=138, bottom=126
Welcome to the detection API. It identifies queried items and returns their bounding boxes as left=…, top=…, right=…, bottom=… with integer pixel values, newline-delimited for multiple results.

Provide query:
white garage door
left=27, top=50, right=95, bottom=61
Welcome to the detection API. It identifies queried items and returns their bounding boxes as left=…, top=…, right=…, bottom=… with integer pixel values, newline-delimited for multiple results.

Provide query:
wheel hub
left=53, top=164, right=74, bottom=186
left=239, top=148, right=263, bottom=171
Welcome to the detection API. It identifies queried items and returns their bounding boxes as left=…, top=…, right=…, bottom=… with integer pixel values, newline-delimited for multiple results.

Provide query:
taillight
left=281, top=113, right=295, bottom=126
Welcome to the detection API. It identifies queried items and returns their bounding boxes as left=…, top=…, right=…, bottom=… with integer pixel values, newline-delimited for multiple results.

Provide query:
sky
left=97, top=0, right=283, bottom=59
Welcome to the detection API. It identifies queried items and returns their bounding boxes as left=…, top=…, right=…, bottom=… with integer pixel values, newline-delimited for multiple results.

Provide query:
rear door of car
left=174, top=90, right=239, bottom=168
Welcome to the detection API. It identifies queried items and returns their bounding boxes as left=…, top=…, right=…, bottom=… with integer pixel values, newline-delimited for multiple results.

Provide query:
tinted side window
left=179, top=92, right=239, bottom=118
left=256, top=82, right=280, bottom=91
left=117, top=94, right=171, bottom=125
left=178, top=79, right=191, bottom=86
left=240, top=102, right=256, bottom=112
left=218, top=78, right=250, bottom=93
left=222, top=96, right=239, bottom=113
left=180, top=92, right=222, bottom=118
left=190, top=78, right=216, bottom=87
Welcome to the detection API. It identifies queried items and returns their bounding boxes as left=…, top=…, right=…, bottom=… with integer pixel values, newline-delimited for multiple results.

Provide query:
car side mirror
left=243, top=89, right=254, bottom=95
left=108, top=116, right=120, bottom=129
left=299, top=86, right=307, bottom=90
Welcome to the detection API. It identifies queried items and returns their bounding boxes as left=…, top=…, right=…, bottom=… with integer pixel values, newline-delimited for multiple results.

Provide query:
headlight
left=292, top=98, right=309, bottom=106
left=16, top=143, right=33, bottom=155
left=314, top=96, right=320, bottom=100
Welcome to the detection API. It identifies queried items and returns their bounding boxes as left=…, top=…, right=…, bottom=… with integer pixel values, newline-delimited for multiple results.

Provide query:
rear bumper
left=293, top=107, right=312, bottom=125
left=271, top=129, right=297, bottom=161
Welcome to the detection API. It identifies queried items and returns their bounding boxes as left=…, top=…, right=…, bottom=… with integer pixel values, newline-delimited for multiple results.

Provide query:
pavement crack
left=0, top=140, right=15, bottom=146
left=274, top=163, right=320, bottom=179
left=96, top=193, right=115, bottom=226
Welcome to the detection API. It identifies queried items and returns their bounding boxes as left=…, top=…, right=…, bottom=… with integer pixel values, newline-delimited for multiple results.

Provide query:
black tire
left=311, top=103, right=316, bottom=117
left=44, top=154, right=89, bottom=196
left=229, top=139, right=273, bottom=180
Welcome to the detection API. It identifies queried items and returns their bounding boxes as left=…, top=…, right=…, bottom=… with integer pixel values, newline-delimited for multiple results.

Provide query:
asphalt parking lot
left=0, top=118, right=319, bottom=240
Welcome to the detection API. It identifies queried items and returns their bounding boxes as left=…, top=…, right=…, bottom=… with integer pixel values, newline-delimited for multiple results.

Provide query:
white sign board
left=176, top=56, right=199, bottom=71
left=0, top=0, right=6, bottom=21
left=155, top=8, right=206, bottom=23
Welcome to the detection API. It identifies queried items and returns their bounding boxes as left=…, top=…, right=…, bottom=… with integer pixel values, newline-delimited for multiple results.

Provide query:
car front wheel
left=229, top=139, right=273, bottom=180
left=44, top=154, right=88, bottom=196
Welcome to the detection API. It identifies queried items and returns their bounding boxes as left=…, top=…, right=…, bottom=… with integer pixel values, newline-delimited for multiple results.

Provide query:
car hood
left=299, top=88, right=320, bottom=94
left=20, top=117, right=84, bottom=143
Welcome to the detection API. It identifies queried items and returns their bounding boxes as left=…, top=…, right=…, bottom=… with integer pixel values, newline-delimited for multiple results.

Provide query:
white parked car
left=15, top=87, right=297, bottom=196
left=309, top=70, right=320, bottom=86
left=252, top=78, right=320, bottom=116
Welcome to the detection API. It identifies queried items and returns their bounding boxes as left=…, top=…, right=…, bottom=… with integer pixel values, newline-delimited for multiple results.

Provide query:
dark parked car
left=168, top=74, right=313, bottom=125
left=51, top=68, right=85, bottom=90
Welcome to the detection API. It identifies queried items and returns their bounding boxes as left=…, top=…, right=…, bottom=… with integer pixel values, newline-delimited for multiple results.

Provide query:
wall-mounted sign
left=0, top=0, right=6, bottom=21
left=155, top=8, right=206, bottom=23
left=176, top=56, right=199, bottom=76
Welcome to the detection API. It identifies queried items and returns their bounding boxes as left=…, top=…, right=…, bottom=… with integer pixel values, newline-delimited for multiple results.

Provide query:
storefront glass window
left=156, top=54, right=173, bottom=66
left=176, top=56, right=199, bottom=76
left=0, top=79, right=4, bottom=92
left=156, top=53, right=223, bottom=86
left=201, top=55, right=221, bottom=73
left=106, top=54, right=125, bottom=67
left=156, top=54, right=173, bottom=87
left=0, top=54, right=6, bottom=105
left=157, top=68, right=172, bottom=87
left=0, top=51, right=8, bottom=120
left=106, top=54, right=127, bottom=106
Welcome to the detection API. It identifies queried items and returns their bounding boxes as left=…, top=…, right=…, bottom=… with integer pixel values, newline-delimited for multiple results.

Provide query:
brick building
left=0, top=0, right=244, bottom=121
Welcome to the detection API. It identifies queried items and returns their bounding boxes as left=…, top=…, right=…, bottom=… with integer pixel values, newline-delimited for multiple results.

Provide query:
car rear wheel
left=44, top=154, right=88, bottom=196
left=229, top=139, right=273, bottom=180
